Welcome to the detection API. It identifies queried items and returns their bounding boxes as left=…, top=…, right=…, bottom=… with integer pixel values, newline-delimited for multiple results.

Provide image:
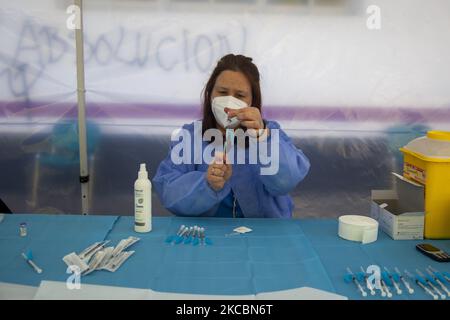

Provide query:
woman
left=153, top=54, right=310, bottom=218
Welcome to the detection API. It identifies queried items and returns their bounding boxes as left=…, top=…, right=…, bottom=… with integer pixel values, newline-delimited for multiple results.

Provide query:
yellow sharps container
left=400, top=131, right=450, bottom=239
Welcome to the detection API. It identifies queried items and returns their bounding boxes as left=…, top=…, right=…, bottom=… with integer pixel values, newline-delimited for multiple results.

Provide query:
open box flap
left=392, top=172, right=424, bottom=213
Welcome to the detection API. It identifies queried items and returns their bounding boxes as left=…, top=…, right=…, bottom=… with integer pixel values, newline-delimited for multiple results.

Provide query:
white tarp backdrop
left=1, top=0, right=449, bottom=216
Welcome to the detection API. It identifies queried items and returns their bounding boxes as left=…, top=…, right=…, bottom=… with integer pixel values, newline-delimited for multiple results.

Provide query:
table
left=1, top=214, right=449, bottom=300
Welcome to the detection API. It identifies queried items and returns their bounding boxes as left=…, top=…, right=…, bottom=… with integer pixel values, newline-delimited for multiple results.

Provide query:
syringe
left=345, top=267, right=367, bottom=297
left=359, top=266, right=376, bottom=296
left=417, top=269, right=446, bottom=299
left=383, top=267, right=402, bottom=295
left=380, top=278, right=393, bottom=298
left=426, top=267, right=450, bottom=296
left=394, top=267, right=414, bottom=294
left=405, top=269, right=437, bottom=300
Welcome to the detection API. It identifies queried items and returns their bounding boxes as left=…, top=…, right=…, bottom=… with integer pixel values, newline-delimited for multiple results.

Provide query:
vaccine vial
left=19, top=222, right=27, bottom=237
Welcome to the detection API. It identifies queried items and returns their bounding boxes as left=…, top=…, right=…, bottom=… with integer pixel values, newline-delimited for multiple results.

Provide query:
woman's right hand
left=206, top=153, right=232, bottom=191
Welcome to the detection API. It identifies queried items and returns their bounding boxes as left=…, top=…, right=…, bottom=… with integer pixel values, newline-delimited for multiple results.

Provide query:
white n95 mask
left=211, top=96, right=247, bottom=129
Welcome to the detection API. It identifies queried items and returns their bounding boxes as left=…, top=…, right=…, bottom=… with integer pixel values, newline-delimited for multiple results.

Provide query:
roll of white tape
left=338, top=215, right=378, bottom=244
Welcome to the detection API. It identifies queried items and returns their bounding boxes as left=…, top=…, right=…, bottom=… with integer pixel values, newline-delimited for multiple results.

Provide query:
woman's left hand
left=225, top=107, right=264, bottom=130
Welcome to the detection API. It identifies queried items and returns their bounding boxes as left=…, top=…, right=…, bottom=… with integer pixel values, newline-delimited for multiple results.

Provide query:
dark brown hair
left=201, top=54, right=262, bottom=134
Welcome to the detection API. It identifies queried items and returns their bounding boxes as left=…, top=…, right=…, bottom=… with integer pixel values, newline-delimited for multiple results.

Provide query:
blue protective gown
left=153, top=120, right=310, bottom=218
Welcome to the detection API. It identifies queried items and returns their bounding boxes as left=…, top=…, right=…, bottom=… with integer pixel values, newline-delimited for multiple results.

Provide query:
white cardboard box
left=370, top=173, right=424, bottom=240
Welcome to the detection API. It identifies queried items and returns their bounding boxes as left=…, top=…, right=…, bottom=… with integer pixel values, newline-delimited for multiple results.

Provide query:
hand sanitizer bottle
left=134, top=163, right=151, bottom=233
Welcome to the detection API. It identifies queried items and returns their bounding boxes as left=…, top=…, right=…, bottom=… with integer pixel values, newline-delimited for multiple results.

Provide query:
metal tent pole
left=74, top=0, right=89, bottom=215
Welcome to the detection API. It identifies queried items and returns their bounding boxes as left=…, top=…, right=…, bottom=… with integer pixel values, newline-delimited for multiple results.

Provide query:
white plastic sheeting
left=1, top=0, right=449, bottom=216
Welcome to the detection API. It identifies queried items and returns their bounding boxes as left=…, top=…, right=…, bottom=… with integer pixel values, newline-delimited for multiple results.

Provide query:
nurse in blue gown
left=153, top=54, right=310, bottom=218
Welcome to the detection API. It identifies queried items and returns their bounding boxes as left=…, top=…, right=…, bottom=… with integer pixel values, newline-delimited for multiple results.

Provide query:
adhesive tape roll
left=338, top=215, right=378, bottom=244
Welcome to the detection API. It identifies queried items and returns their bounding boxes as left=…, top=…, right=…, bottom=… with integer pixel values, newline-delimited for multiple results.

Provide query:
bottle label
left=134, top=189, right=150, bottom=227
